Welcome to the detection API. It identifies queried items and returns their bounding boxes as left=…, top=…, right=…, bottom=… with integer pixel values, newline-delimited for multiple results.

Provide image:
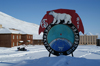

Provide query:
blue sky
left=0, top=0, right=100, bottom=34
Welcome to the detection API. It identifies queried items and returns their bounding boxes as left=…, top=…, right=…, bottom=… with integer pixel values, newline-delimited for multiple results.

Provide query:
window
left=13, top=35, right=14, bottom=39
left=29, top=36, right=30, bottom=39
left=17, top=35, right=18, bottom=39
left=19, top=35, right=21, bottom=39
left=13, top=42, right=14, bottom=46
left=27, top=36, right=28, bottom=39
left=91, top=36, right=92, bottom=42
left=17, top=42, right=18, bottom=46
left=38, top=40, right=39, bottom=42
left=20, top=35, right=21, bottom=39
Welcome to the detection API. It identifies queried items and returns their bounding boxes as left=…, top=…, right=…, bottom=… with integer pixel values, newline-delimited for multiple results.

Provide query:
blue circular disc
left=47, top=24, right=74, bottom=44
left=50, top=38, right=72, bottom=52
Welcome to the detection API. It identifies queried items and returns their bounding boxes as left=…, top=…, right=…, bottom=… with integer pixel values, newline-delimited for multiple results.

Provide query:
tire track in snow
left=79, top=53, right=91, bottom=58
left=79, top=50, right=100, bottom=58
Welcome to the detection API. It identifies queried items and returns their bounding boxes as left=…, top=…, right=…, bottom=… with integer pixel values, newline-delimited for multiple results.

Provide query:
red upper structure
left=39, top=9, right=84, bottom=34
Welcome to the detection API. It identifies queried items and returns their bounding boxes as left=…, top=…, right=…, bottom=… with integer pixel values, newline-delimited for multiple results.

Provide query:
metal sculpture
left=39, top=9, right=84, bottom=57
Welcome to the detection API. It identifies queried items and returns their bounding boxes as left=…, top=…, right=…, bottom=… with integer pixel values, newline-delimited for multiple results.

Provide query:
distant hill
left=0, top=11, right=42, bottom=39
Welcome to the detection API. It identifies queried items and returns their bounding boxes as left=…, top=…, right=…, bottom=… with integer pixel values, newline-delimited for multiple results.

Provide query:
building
left=79, top=34, right=98, bottom=45
left=33, top=39, right=43, bottom=45
left=0, top=24, right=2, bottom=28
left=21, top=34, right=33, bottom=45
left=0, top=26, right=33, bottom=47
left=0, top=33, right=21, bottom=47
left=96, top=39, right=100, bottom=46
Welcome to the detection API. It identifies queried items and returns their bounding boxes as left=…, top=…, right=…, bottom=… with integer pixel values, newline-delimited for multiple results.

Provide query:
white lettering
left=47, top=25, right=51, bottom=30
left=75, top=38, right=79, bottom=41
left=45, top=29, right=48, bottom=32
left=49, top=49, right=52, bottom=52
left=47, top=47, right=50, bottom=50
left=77, top=25, right=79, bottom=29
left=74, top=41, right=78, bottom=44
left=72, top=47, right=75, bottom=50
left=45, top=44, right=49, bottom=46
left=51, top=51, right=54, bottom=54
left=44, top=42, right=47, bottom=44
left=73, top=28, right=77, bottom=31
left=74, top=44, right=78, bottom=47
left=77, top=17, right=79, bottom=29
left=75, top=35, right=79, bottom=38
left=44, top=39, right=46, bottom=41
left=43, top=35, right=46, bottom=38
left=71, top=26, right=75, bottom=29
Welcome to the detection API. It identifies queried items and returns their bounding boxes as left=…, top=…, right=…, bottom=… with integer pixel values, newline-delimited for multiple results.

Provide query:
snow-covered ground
left=0, top=45, right=100, bottom=66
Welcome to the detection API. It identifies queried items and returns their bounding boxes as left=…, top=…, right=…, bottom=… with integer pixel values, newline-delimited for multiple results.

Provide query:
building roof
left=0, top=27, right=26, bottom=34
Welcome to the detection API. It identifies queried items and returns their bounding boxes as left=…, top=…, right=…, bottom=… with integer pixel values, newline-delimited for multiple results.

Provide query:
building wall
left=0, top=34, right=11, bottom=47
left=11, top=34, right=22, bottom=47
left=0, top=24, right=2, bottom=28
left=79, top=35, right=98, bottom=45
left=0, top=34, right=22, bottom=47
left=33, top=39, right=43, bottom=45
left=0, top=34, right=33, bottom=47
left=27, top=34, right=33, bottom=44
left=21, top=34, right=27, bottom=44
left=21, top=34, right=33, bottom=45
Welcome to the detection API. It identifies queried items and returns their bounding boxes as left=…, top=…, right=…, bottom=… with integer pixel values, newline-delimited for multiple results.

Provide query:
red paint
left=39, top=9, right=84, bottom=34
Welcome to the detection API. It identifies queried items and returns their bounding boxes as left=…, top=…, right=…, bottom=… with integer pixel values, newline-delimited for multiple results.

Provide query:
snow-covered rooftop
left=0, top=27, right=26, bottom=34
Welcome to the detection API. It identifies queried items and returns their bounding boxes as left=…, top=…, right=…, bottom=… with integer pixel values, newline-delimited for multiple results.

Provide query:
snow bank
left=14, top=56, right=100, bottom=66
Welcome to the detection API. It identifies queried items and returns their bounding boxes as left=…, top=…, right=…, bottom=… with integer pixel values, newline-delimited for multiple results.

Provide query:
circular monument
left=43, top=23, right=79, bottom=56
left=39, top=9, right=84, bottom=56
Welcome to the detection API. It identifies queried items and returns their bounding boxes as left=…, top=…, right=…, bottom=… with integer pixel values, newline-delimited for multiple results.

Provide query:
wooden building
left=21, top=34, right=33, bottom=45
left=0, top=34, right=22, bottom=47
left=33, top=39, right=43, bottom=45
left=0, top=26, right=33, bottom=47
left=0, top=24, right=2, bottom=28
